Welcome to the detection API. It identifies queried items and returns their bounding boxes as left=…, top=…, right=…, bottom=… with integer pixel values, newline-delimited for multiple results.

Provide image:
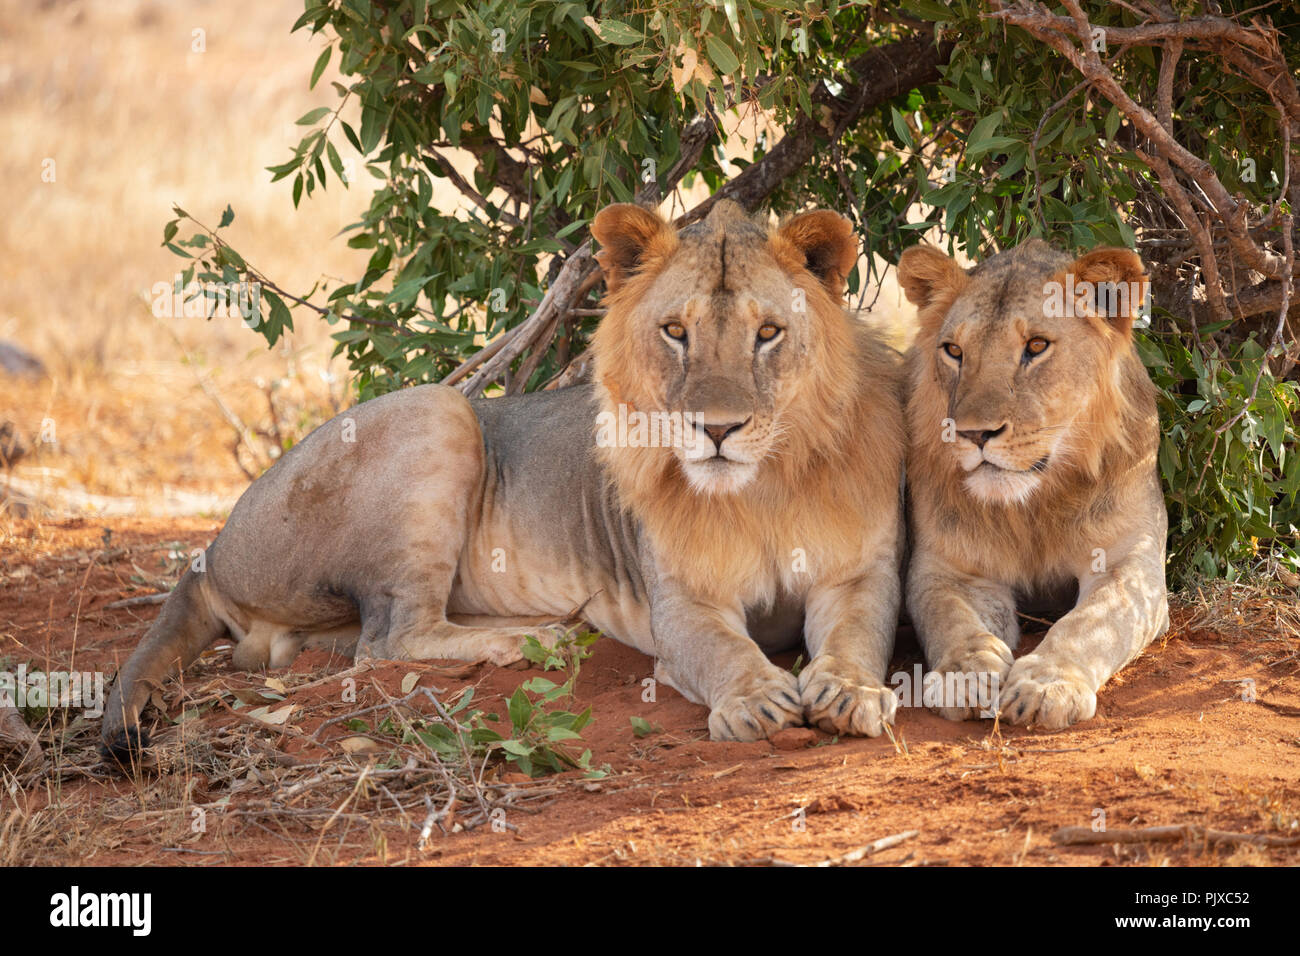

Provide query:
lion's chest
left=744, top=593, right=806, bottom=654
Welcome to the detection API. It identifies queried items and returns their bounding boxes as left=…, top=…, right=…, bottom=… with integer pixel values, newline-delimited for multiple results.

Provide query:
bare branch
left=989, top=1, right=1291, bottom=280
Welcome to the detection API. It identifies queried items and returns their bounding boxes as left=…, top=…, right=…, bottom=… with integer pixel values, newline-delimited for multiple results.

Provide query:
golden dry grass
left=0, top=0, right=376, bottom=512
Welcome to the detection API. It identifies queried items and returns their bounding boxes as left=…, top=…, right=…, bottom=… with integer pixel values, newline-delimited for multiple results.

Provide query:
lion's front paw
left=998, top=655, right=1096, bottom=729
left=708, top=666, right=803, bottom=741
left=798, top=655, right=897, bottom=737
left=924, top=634, right=1013, bottom=721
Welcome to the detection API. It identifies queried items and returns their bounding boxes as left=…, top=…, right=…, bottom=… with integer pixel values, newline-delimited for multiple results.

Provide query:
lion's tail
left=100, top=568, right=226, bottom=765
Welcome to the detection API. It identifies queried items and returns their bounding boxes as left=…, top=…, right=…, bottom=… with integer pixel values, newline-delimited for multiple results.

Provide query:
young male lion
left=102, top=200, right=906, bottom=757
left=896, top=239, right=1169, bottom=730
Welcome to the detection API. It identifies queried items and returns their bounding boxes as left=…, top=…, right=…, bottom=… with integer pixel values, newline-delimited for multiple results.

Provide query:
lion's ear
left=896, top=244, right=968, bottom=312
left=776, top=210, right=859, bottom=298
left=591, top=204, right=677, bottom=293
left=1068, top=247, right=1148, bottom=336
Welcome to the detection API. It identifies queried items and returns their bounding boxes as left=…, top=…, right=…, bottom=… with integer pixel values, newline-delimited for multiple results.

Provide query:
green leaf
left=1104, top=105, right=1121, bottom=143
left=965, top=112, right=1002, bottom=155
left=555, top=218, right=587, bottom=240
left=890, top=107, right=914, bottom=150
left=359, top=97, right=386, bottom=154
left=340, top=121, right=362, bottom=153
left=545, top=726, right=584, bottom=742
left=296, top=106, right=331, bottom=126
left=508, top=688, right=533, bottom=732
left=521, top=677, right=559, bottom=695
left=966, top=135, right=1020, bottom=160
left=309, top=46, right=331, bottom=90
left=326, top=141, right=345, bottom=183
left=218, top=204, right=234, bottom=229
left=261, top=289, right=293, bottom=346
left=705, top=35, right=741, bottom=76
left=589, top=18, right=642, bottom=45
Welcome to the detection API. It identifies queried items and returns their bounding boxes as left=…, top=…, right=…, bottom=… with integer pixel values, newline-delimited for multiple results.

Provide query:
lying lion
left=102, top=200, right=906, bottom=757
left=897, top=239, right=1169, bottom=729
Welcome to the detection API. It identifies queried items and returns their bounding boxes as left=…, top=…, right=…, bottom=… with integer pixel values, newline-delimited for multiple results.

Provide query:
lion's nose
left=701, top=420, right=748, bottom=450
left=957, top=424, right=1007, bottom=449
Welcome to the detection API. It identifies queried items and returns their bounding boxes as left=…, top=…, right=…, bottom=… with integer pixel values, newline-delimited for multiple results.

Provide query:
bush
left=162, top=1, right=1300, bottom=583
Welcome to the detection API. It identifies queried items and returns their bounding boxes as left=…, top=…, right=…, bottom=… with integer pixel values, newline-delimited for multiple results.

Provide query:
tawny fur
left=101, top=200, right=908, bottom=757
left=593, top=248, right=904, bottom=606
left=898, top=239, right=1169, bottom=730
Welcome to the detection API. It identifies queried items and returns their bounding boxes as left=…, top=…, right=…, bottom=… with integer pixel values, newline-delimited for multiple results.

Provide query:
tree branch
left=444, top=30, right=954, bottom=396
left=677, top=34, right=954, bottom=228
left=989, top=0, right=1290, bottom=281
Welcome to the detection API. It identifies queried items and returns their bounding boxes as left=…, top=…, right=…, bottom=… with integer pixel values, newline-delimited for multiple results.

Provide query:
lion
left=102, top=199, right=907, bottom=759
left=895, top=239, right=1169, bottom=730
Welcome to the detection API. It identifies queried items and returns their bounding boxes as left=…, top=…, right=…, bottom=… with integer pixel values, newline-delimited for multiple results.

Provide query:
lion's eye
left=663, top=322, right=687, bottom=342
left=1024, top=337, right=1050, bottom=359
left=942, top=342, right=963, bottom=361
left=757, top=323, right=782, bottom=343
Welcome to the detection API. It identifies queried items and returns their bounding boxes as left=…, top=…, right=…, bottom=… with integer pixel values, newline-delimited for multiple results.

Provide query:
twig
left=281, top=661, right=376, bottom=696
left=1052, top=824, right=1300, bottom=848
left=104, top=593, right=169, bottom=610
left=309, top=682, right=445, bottom=742
left=306, top=763, right=371, bottom=866
left=418, top=780, right=456, bottom=850
left=749, top=830, right=921, bottom=867
left=0, top=704, right=43, bottom=769
left=1010, top=738, right=1117, bottom=755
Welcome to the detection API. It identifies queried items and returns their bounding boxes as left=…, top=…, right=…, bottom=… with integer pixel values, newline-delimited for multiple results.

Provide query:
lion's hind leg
left=357, top=603, right=566, bottom=667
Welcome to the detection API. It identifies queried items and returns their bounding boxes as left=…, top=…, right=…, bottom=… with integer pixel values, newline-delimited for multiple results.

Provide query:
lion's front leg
left=800, top=567, right=900, bottom=737
left=1000, top=531, right=1169, bottom=730
left=907, top=551, right=1019, bottom=721
left=649, top=581, right=802, bottom=742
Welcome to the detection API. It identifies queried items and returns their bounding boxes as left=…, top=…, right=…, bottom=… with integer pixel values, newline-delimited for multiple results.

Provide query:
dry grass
left=0, top=652, right=561, bottom=866
left=0, top=0, right=373, bottom=513
left=1173, top=575, right=1300, bottom=659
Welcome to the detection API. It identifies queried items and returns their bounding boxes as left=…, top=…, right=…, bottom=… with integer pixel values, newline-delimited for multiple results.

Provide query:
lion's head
left=590, top=200, right=862, bottom=498
left=897, top=239, right=1153, bottom=507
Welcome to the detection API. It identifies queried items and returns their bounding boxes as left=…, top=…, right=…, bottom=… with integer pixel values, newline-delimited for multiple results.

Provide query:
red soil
left=2, top=517, right=1297, bottom=866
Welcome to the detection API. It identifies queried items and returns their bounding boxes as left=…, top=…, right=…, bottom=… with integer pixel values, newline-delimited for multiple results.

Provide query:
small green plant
left=399, top=687, right=499, bottom=760
left=518, top=628, right=599, bottom=671
left=0, top=656, right=50, bottom=727
left=372, top=629, right=604, bottom=778
left=479, top=629, right=602, bottom=777
left=629, top=716, right=660, bottom=738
